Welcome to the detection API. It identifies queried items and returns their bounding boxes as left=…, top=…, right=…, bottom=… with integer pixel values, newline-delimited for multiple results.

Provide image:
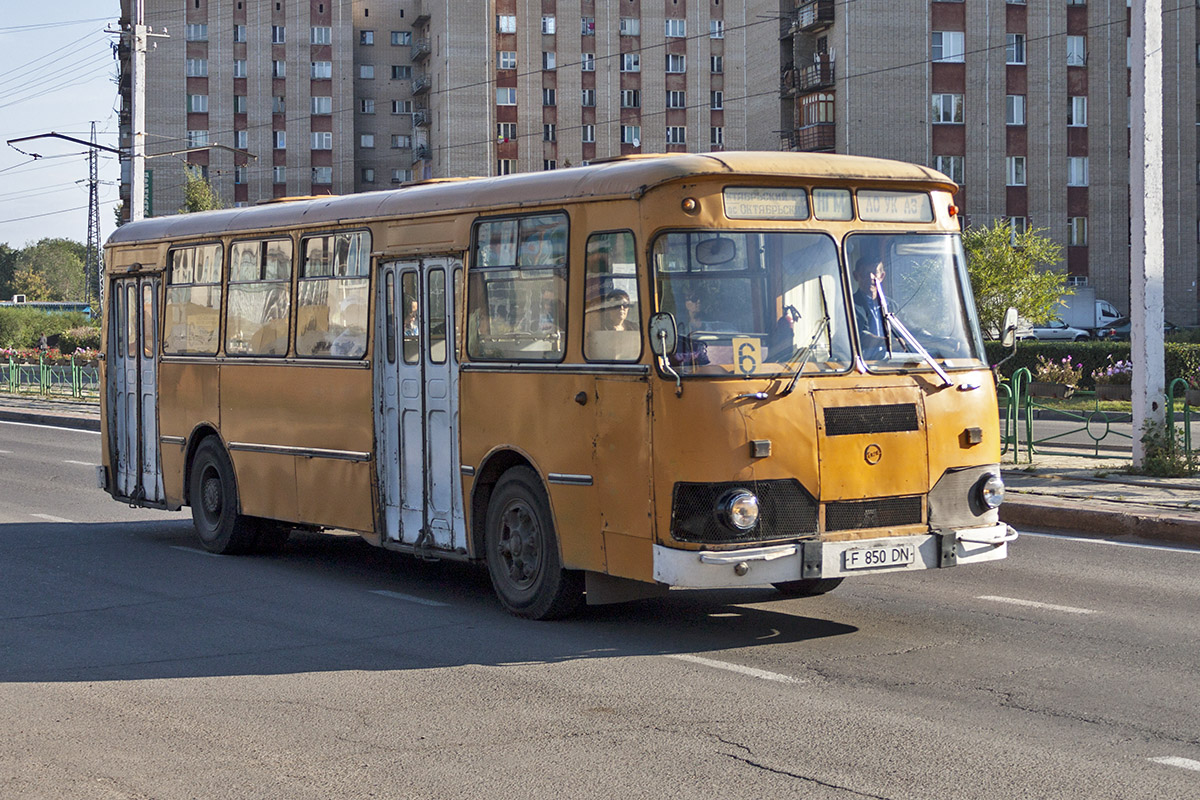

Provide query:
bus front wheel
left=189, top=437, right=262, bottom=555
left=484, top=467, right=584, bottom=620
left=772, top=577, right=844, bottom=598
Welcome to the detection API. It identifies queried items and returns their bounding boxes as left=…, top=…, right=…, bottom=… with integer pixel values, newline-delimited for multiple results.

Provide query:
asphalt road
left=3, top=420, right=1200, bottom=799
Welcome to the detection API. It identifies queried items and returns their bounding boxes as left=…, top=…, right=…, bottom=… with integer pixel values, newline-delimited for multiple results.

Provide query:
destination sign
left=723, top=187, right=809, bottom=220
left=812, top=188, right=853, bottom=221
left=857, top=190, right=933, bottom=223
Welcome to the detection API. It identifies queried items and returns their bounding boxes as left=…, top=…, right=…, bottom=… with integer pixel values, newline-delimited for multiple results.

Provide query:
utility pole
left=1130, top=0, right=1165, bottom=466
left=86, top=121, right=102, bottom=309
left=130, top=0, right=148, bottom=222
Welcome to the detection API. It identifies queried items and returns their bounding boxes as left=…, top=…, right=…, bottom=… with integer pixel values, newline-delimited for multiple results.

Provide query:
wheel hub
left=500, top=504, right=540, bottom=586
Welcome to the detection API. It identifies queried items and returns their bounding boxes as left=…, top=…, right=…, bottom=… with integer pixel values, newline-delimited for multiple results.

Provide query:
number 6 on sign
left=733, top=337, right=761, bottom=376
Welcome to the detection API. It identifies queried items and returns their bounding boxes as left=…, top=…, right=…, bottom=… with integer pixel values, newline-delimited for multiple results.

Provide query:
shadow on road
left=1, top=520, right=858, bottom=683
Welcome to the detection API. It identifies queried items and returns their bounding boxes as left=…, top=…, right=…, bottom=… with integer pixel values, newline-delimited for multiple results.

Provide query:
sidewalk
left=2, top=393, right=1199, bottom=548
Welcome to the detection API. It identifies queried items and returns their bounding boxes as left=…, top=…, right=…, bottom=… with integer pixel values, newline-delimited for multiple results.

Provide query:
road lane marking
left=369, top=589, right=450, bottom=607
left=1022, top=531, right=1200, bottom=555
left=170, top=545, right=224, bottom=558
left=63, top=460, right=95, bottom=466
left=30, top=513, right=73, bottom=523
left=0, top=449, right=11, bottom=454
left=667, top=654, right=804, bottom=684
left=1149, top=756, right=1200, bottom=772
left=977, top=595, right=1096, bottom=615
left=0, top=420, right=100, bottom=434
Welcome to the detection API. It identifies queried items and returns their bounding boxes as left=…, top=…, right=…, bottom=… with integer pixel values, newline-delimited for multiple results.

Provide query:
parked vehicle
left=1094, top=316, right=1181, bottom=341
left=1057, top=287, right=1122, bottom=332
left=1019, top=318, right=1091, bottom=341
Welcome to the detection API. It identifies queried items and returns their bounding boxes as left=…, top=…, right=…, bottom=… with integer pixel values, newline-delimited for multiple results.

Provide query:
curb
left=0, top=409, right=100, bottom=432
left=1000, top=495, right=1200, bottom=548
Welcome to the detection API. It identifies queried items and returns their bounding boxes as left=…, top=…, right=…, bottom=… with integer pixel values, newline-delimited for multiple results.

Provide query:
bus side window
left=428, top=268, right=446, bottom=363
left=401, top=271, right=419, bottom=364
left=163, top=244, right=222, bottom=355
left=583, top=230, right=640, bottom=362
left=297, top=231, right=370, bottom=358
left=226, top=238, right=293, bottom=357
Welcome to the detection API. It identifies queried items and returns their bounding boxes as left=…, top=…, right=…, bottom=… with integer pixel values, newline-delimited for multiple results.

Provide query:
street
left=2, top=420, right=1199, bottom=799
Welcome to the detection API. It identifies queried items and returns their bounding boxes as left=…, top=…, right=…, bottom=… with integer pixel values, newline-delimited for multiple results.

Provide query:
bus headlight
left=721, top=490, right=760, bottom=531
left=977, top=474, right=1005, bottom=509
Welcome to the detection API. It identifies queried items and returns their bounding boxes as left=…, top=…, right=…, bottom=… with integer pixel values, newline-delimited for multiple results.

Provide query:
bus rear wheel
left=484, top=467, right=583, bottom=620
left=189, top=437, right=262, bottom=555
left=772, top=577, right=844, bottom=598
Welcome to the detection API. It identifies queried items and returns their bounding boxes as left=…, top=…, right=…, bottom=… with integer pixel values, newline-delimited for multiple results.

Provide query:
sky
left=0, top=3, right=123, bottom=254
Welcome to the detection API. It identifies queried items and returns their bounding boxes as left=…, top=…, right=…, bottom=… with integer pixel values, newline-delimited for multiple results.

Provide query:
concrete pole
left=130, top=0, right=147, bottom=222
left=1130, top=0, right=1165, bottom=466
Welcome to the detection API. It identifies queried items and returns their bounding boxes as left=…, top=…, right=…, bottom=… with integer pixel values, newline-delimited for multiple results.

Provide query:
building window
left=187, top=94, right=208, bottom=113
left=581, top=88, right=596, bottom=107
left=271, top=25, right=285, bottom=44
left=543, top=124, right=557, bottom=142
left=544, top=160, right=557, bottom=171
left=931, top=93, right=964, bottom=123
left=360, top=134, right=375, bottom=149
left=186, top=130, right=209, bottom=148
left=234, top=95, right=247, bottom=114
left=234, top=24, right=246, bottom=43
left=666, top=53, right=686, bottom=73
left=498, top=51, right=516, bottom=69
left=582, top=17, right=595, bottom=35
left=711, top=20, right=725, bottom=39
left=186, top=58, right=208, bottom=77
left=666, top=126, right=687, bottom=144
left=497, top=87, right=517, bottom=105
left=581, top=53, right=595, bottom=71
left=235, top=129, right=248, bottom=149
left=1009, top=217, right=1029, bottom=239
left=800, top=93, right=835, bottom=125
left=1068, top=96, right=1087, bottom=126
left=312, top=132, right=333, bottom=150
left=234, top=166, right=246, bottom=185
left=1066, top=36, right=1086, bottom=66
left=934, top=155, right=964, bottom=184
left=360, top=64, right=375, bottom=79
left=542, top=16, right=556, bottom=34
left=497, top=159, right=516, bottom=175
left=186, top=23, right=208, bottom=41
left=274, top=166, right=286, bottom=184
left=619, top=17, right=640, bottom=36
left=1068, top=217, right=1088, bottom=246
left=665, top=19, right=686, bottom=38
left=932, top=31, right=965, bottom=63
left=272, top=60, right=286, bottom=78
left=1006, top=94, right=1026, bottom=125
left=667, top=90, right=686, bottom=109
left=361, top=98, right=375, bottom=114
left=1068, top=156, right=1089, bottom=186
left=621, top=125, right=641, bottom=145
left=391, top=65, right=412, bottom=80
left=311, top=96, right=332, bottom=114
left=582, top=124, right=595, bottom=143
left=360, top=30, right=374, bottom=45
left=272, top=96, right=286, bottom=114
left=620, top=89, right=641, bottom=108
left=1006, top=33, right=1026, bottom=65
left=312, top=166, right=332, bottom=185
left=392, top=100, right=412, bottom=114
left=542, top=51, right=556, bottom=70
left=497, top=15, right=516, bottom=34
left=711, top=91, right=723, bottom=110
left=392, top=168, right=413, bottom=183
left=496, top=123, right=516, bottom=143
left=1006, top=156, right=1026, bottom=186
left=711, top=126, right=725, bottom=147
left=543, top=88, right=556, bottom=106
left=362, top=168, right=376, bottom=183
left=621, top=53, right=640, bottom=72
left=711, top=55, right=723, bottom=73
left=392, top=31, right=411, bottom=46
left=311, top=26, right=331, bottom=45
left=233, top=59, right=247, bottom=78
left=392, top=134, right=412, bottom=148
left=311, top=61, right=332, bottom=79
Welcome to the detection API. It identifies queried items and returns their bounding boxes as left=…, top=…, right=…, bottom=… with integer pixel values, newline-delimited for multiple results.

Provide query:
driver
left=852, top=257, right=887, bottom=359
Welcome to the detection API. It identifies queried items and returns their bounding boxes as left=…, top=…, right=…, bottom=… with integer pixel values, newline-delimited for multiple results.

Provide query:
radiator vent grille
left=825, top=496, right=923, bottom=531
left=671, top=480, right=818, bottom=544
left=824, top=403, right=919, bottom=436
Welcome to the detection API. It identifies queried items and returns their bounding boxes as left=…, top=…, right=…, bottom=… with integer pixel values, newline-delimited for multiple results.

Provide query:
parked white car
left=1020, top=318, right=1092, bottom=341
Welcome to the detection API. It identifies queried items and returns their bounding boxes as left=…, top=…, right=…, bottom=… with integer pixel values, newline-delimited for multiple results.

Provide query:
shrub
left=0, top=307, right=96, bottom=349
left=987, top=339, right=1200, bottom=391
left=58, top=326, right=101, bottom=352
left=1033, top=354, right=1084, bottom=386
left=1091, top=356, right=1133, bottom=386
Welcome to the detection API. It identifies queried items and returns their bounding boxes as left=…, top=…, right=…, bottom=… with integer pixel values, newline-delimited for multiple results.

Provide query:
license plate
left=843, top=543, right=916, bottom=570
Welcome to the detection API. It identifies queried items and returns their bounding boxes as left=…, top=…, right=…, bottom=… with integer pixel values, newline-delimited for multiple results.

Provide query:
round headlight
left=722, top=490, right=760, bottom=531
left=978, top=474, right=1005, bottom=509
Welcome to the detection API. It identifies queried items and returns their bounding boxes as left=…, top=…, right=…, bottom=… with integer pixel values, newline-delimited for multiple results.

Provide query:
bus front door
left=375, top=259, right=465, bottom=553
left=110, top=276, right=164, bottom=505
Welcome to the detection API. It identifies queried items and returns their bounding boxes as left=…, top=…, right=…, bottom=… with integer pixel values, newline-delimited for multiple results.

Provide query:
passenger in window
left=598, top=289, right=635, bottom=331
left=404, top=298, right=419, bottom=336
left=680, top=291, right=706, bottom=335
left=537, top=290, right=563, bottom=333
left=852, top=257, right=887, bottom=359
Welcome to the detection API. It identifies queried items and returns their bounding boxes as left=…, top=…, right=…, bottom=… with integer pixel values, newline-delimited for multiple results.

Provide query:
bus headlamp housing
left=720, top=490, right=760, bottom=531
left=977, top=474, right=1005, bottom=509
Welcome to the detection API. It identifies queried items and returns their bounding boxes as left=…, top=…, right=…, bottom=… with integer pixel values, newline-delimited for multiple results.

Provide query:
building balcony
left=796, top=0, right=834, bottom=33
left=412, top=108, right=429, bottom=128
left=412, top=145, right=430, bottom=163
left=781, top=123, right=836, bottom=152
left=411, top=38, right=430, bottom=62
left=796, top=55, right=835, bottom=92
left=412, top=74, right=431, bottom=95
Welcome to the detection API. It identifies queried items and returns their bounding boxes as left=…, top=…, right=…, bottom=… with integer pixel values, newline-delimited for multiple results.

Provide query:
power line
left=0, top=17, right=113, bottom=34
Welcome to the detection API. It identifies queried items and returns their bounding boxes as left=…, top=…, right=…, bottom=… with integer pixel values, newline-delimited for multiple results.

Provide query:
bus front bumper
left=652, top=523, right=1017, bottom=589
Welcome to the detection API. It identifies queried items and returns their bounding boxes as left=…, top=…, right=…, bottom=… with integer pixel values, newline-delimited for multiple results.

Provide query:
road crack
left=718, top=752, right=894, bottom=799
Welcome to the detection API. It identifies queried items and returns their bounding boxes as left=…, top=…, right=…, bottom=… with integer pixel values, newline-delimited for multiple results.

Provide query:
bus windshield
left=653, top=231, right=853, bottom=377
left=845, top=233, right=985, bottom=371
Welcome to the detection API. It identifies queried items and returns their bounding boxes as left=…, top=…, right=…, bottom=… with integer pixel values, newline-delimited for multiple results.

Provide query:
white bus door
left=111, top=276, right=164, bottom=504
left=375, top=259, right=464, bottom=552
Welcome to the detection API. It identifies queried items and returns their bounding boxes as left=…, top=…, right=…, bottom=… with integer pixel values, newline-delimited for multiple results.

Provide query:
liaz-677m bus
left=99, top=152, right=1016, bottom=619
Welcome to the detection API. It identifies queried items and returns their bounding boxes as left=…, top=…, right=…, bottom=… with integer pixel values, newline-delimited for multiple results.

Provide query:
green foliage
left=57, top=325, right=102, bottom=352
left=0, top=307, right=95, bottom=349
left=1134, top=418, right=1198, bottom=477
left=988, top=339, right=1200, bottom=393
left=11, top=238, right=88, bottom=301
left=181, top=168, right=225, bottom=214
left=962, top=220, right=1067, bottom=337
left=0, top=243, right=17, bottom=300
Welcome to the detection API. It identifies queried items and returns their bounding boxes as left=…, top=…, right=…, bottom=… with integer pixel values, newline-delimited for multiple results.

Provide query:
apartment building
left=776, top=0, right=1200, bottom=323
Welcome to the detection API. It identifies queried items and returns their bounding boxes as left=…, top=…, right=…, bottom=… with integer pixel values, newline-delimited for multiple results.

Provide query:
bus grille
left=825, top=496, right=923, bottom=531
left=670, top=480, right=818, bottom=545
left=823, top=403, right=919, bottom=436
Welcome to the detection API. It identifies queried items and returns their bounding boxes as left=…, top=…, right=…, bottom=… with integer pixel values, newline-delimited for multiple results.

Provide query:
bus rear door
left=109, top=275, right=164, bottom=504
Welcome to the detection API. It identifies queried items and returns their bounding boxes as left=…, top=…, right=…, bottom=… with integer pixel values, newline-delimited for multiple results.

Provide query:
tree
left=962, top=220, right=1068, bottom=338
left=12, top=238, right=87, bottom=301
left=180, top=167, right=225, bottom=213
left=0, top=244, right=18, bottom=300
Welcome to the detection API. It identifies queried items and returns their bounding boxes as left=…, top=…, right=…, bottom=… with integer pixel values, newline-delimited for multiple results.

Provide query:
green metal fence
left=3, top=356, right=100, bottom=399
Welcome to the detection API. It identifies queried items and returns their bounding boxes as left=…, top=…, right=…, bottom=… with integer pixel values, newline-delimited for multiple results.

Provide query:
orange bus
left=99, top=152, right=1016, bottom=618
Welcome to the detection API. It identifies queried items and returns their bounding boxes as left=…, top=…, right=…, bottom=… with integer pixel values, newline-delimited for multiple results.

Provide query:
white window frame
left=311, top=26, right=331, bottom=45
left=497, top=88, right=516, bottom=105
left=311, top=131, right=333, bottom=150
left=620, top=89, right=640, bottom=108
left=1068, top=156, right=1089, bottom=186
left=542, top=51, right=556, bottom=70
left=186, top=23, right=208, bottom=42
left=233, top=59, right=247, bottom=78
left=621, top=53, right=640, bottom=72
left=710, top=126, right=725, bottom=147
left=360, top=64, right=375, bottom=79
left=581, top=88, right=596, bottom=107
left=1006, top=94, right=1026, bottom=125
left=1068, top=217, right=1088, bottom=246
left=272, top=25, right=286, bottom=44
left=187, top=94, right=208, bottom=113
left=666, top=126, right=687, bottom=145
left=581, top=53, right=595, bottom=71
left=582, top=124, right=595, bottom=144
left=711, top=55, right=723, bottom=73
left=542, top=88, right=556, bottom=106
left=711, top=90, right=723, bottom=110
left=667, top=90, right=686, bottom=109
left=498, top=51, right=516, bottom=70
left=542, top=16, right=556, bottom=35
left=497, top=15, right=516, bottom=34
left=1066, top=36, right=1086, bottom=66
left=543, top=123, right=556, bottom=142
left=933, top=31, right=965, bottom=63
left=312, top=166, right=332, bottom=185
left=665, top=19, right=686, bottom=38
left=360, top=133, right=375, bottom=149
left=496, top=124, right=515, bottom=143
left=666, top=54, right=686, bottom=74
left=621, top=125, right=641, bottom=146
left=619, top=18, right=640, bottom=36
left=1068, top=96, right=1087, bottom=126
left=186, top=59, right=208, bottom=78
left=934, top=155, right=964, bottom=184
left=311, top=96, right=333, bottom=115
left=710, top=20, right=725, bottom=39
left=1006, top=33, right=1026, bottom=65
left=931, top=93, right=964, bottom=124
left=1006, top=156, right=1026, bottom=186
left=272, top=60, right=286, bottom=79
left=233, top=24, right=246, bottom=43
left=392, top=134, right=412, bottom=148
left=235, top=129, right=248, bottom=149
left=360, top=98, right=375, bottom=114
left=273, top=165, right=286, bottom=183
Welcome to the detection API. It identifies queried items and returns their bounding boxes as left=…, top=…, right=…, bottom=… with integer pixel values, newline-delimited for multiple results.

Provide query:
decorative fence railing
left=2, top=356, right=100, bottom=399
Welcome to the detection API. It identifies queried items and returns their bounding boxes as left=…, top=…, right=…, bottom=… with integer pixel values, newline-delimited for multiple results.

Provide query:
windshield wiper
left=875, top=276, right=953, bottom=388
left=779, top=314, right=831, bottom=396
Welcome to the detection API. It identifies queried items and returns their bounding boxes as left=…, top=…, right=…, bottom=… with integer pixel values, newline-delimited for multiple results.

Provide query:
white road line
left=30, top=513, right=73, bottom=523
left=170, top=545, right=223, bottom=558
left=0, top=449, right=12, bottom=454
left=667, top=653, right=804, bottom=684
left=977, top=595, right=1096, bottom=615
left=1149, top=756, right=1200, bottom=772
left=0, top=419, right=100, bottom=434
left=63, top=460, right=95, bottom=467
left=1021, top=531, right=1200, bottom=555
left=369, top=589, right=450, bottom=607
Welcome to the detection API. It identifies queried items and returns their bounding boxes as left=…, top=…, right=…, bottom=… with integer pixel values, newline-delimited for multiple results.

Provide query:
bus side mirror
left=648, top=313, right=678, bottom=356
left=1000, top=307, right=1019, bottom=349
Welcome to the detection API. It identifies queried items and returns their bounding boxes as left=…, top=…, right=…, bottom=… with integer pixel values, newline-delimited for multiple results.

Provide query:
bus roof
left=106, top=151, right=956, bottom=247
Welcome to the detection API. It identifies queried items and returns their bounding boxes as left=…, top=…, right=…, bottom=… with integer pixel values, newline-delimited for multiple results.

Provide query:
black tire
left=189, top=437, right=261, bottom=555
left=484, top=466, right=584, bottom=620
left=772, top=577, right=844, bottom=598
